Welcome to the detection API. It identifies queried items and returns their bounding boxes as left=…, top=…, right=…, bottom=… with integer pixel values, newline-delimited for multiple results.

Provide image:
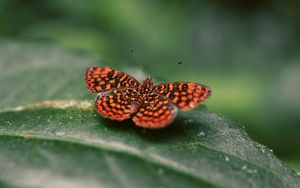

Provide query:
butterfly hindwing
left=95, top=88, right=142, bottom=121
left=85, top=66, right=140, bottom=93
left=132, top=93, right=177, bottom=129
left=153, top=82, right=211, bottom=111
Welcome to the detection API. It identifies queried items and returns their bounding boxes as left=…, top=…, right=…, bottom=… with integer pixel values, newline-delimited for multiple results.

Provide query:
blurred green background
left=0, top=0, right=299, bottom=171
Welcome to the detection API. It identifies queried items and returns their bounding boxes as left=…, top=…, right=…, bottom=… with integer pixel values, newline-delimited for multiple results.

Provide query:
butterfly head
left=138, top=77, right=153, bottom=94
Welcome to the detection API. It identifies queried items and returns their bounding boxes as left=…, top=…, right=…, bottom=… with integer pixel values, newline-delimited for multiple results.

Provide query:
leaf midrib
left=0, top=132, right=222, bottom=188
left=0, top=131, right=284, bottom=188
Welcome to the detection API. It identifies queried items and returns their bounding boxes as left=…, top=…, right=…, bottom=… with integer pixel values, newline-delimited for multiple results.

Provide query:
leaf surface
left=0, top=42, right=299, bottom=188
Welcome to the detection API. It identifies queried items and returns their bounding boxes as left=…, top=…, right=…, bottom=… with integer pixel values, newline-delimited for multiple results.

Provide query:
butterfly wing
left=153, top=82, right=211, bottom=111
left=85, top=66, right=140, bottom=93
left=95, top=88, right=142, bottom=121
left=132, top=93, right=177, bottom=129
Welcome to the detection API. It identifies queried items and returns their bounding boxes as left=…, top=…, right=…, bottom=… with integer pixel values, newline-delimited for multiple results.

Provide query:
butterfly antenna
left=129, top=48, right=147, bottom=76
left=177, top=61, right=183, bottom=65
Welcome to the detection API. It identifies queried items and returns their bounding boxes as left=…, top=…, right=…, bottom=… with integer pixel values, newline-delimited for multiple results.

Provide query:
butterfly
left=85, top=66, right=211, bottom=129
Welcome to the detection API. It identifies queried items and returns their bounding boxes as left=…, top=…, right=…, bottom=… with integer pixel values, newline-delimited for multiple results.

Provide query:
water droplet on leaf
left=241, top=165, right=247, bottom=170
left=197, top=131, right=205, bottom=137
left=225, top=156, right=230, bottom=162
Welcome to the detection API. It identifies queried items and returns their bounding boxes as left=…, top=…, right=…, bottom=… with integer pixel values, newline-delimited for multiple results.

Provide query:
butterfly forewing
left=132, top=93, right=177, bottom=129
left=95, top=88, right=142, bottom=121
left=153, top=82, right=211, bottom=111
left=85, top=67, right=140, bottom=93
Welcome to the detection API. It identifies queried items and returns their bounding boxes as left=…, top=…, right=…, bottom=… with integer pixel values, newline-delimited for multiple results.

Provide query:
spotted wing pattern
left=95, top=88, right=143, bottom=121
left=85, top=66, right=140, bottom=93
left=132, top=93, right=177, bottom=129
left=153, top=82, right=211, bottom=111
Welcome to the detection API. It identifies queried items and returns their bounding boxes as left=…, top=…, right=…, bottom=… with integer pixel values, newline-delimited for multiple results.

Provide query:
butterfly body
left=85, top=66, right=211, bottom=129
left=138, top=78, right=154, bottom=95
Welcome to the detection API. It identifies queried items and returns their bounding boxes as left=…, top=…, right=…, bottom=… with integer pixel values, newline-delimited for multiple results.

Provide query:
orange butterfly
left=85, top=66, right=211, bottom=129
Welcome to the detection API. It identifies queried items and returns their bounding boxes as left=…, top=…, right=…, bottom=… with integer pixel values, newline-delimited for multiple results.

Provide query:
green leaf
left=0, top=41, right=95, bottom=109
left=0, top=42, right=299, bottom=188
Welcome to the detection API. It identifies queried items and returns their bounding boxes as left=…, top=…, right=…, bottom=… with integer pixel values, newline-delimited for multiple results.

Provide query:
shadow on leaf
left=96, top=106, right=208, bottom=142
